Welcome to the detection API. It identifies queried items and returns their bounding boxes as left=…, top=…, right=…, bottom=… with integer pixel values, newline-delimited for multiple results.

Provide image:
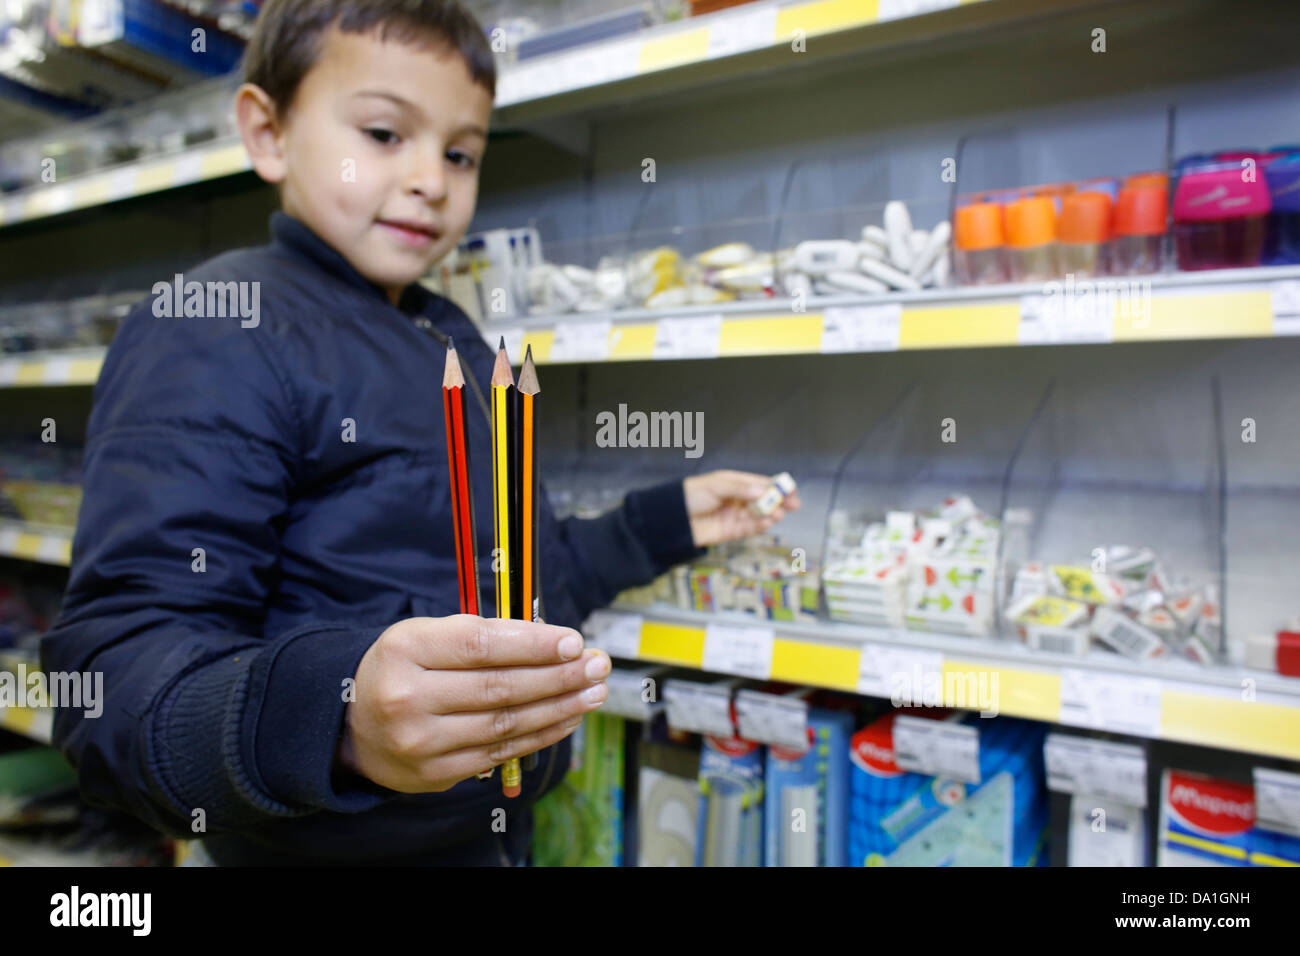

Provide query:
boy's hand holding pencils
left=335, top=615, right=609, bottom=794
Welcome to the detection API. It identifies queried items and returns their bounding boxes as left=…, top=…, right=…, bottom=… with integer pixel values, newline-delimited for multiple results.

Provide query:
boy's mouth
left=376, top=218, right=441, bottom=248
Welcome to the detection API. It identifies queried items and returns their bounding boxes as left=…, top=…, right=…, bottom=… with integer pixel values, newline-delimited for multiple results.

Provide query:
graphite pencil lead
left=517, top=345, right=541, bottom=396
left=491, top=343, right=515, bottom=387
left=443, top=344, right=465, bottom=388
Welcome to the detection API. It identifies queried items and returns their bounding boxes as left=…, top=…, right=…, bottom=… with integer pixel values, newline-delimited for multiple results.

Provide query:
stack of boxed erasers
left=1005, top=546, right=1220, bottom=665
left=618, top=535, right=819, bottom=624
left=822, top=495, right=1000, bottom=637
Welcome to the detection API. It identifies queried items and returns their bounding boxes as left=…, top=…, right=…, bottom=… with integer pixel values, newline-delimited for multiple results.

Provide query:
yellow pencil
left=490, top=339, right=522, bottom=798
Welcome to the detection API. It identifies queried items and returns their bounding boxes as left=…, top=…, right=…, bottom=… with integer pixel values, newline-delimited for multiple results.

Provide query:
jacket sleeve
left=40, top=302, right=393, bottom=840
left=540, top=478, right=704, bottom=624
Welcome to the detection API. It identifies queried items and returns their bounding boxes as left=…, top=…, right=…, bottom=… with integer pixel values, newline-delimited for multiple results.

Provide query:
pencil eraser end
left=504, top=783, right=522, bottom=798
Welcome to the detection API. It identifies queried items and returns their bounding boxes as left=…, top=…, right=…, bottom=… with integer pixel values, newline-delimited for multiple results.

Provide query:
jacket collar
left=268, top=211, right=432, bottom=314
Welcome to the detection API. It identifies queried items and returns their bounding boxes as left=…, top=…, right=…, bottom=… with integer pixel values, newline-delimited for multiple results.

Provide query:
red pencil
left=442, top=339, right=480, bottom=615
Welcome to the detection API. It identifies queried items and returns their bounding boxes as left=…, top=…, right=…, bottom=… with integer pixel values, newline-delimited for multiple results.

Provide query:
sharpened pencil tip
left=443, top=342, right=465, bottom=388
left=518, top=344, right=541, bottom=395
left=498, top=336, right=506, bottom=350
left=447, top=336, right=456, bottom=351
left=491, top=344, right=516, bottom=387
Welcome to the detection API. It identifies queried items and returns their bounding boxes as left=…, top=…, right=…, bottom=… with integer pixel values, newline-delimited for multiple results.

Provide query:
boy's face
left=269, top=27, right=492, bottom=303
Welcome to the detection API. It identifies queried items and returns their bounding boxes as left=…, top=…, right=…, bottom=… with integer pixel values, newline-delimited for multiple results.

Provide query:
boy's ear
left=235, top=83, right=288, bottom=185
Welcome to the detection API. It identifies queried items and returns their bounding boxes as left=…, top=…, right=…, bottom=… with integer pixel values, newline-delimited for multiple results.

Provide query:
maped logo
left=1166, top=772, right=1254, bottom=836
left=850, top=723, right=900, bottom=777
left=707, top=735, right=758, bottom=758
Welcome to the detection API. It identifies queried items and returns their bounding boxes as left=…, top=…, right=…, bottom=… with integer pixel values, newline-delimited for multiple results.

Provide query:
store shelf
left=0, top=347, right=105, bottom=388
left=0, top=0, right=1130, bottom=229
left=586, top=604, right=1300, bottom=762
left=0, top=520, right=73, bottom=566
left=2, top=266, right=1296, bottom=383
left=493, top=265, right=1300, bottom=364
left=0, top=137, right=250, bottom=228
left=491, top=0, right=1118, bottom=122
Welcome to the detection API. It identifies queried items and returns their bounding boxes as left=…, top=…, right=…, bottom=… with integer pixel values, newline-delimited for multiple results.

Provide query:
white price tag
left=1044, top=733, right=1147, bottom=807
left=548, top=320, right=610, bottom=362
left=584, top=610, right=642, bottom=659
left=174, top=151, right=203, bottom=186
left=664, top=680, right=735, bottom=737
left=707, top=4, right=777, bottom=57
left=1059, top=668, right=1162, bottom=738
left=0, top=359, right=18, bottom=386
left=878, top=0, right=960, bottom=21
left=595, top=38, right=640, bottom=84
left=820, top=304, right=902, bottom=353
left=1271, top=280, right=1300, bottom=335
left=0, top=526, right=18, bottom=555
left=857, top=642, right=943, bottom=700
left=44, top=185, right=73, bottom=215
left=108, top=167, right=137, bottom=202
left=703, top=623, right=773, bottom=679
left=893, top=715, right=981, bottom=783
left=43, top=357, right=72, bottom=385
left=37, top=534, right=68, bottom=565
left=1253, top=767, right=1300, bottom=837
left=1019, top=290, right=1114, bottom=344
left=735, top=690, right=808, bottom=749
left=653, top=314, right=722, bottom=359
left=604, top=667, right=659, bottom=721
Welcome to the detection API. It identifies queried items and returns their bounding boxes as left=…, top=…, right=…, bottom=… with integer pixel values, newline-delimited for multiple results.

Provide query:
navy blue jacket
left=40, top=212, right=700, bottom=865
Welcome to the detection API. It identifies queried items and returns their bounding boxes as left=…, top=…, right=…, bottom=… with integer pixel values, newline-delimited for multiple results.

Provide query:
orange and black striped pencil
left=518, top=345, right=541, bottom=625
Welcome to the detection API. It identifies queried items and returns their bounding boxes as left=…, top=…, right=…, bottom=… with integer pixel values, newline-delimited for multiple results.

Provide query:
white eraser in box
left=859, top=256, right=921, bottom=291
left=823, top=270, right=889, bottom=294
left=884, top=201, right=914, bottom=270
left=862, top=224, right=889, bottom=247
left=791, top=240, right=860, bottom=275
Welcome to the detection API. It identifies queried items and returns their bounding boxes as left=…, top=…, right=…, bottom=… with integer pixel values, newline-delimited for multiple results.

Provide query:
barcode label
left=664, top=679, right=735, bottom=737
left=584, top=610, right=642, bottom=658
left=1092, top=607, right=1163, bottom=660
left=703, top=623, right=773, bottom=679
left=1253, top=768, right=1300, bottom=837
left=1059, top=668, right=1162, bottom=738
left=735, top=690, right=808, bottom=749
left=893, top=715, right=981, bottom=783
left=1045, top=733, right=1147, bottom=807
left=548, top=320, right=610, bottom=362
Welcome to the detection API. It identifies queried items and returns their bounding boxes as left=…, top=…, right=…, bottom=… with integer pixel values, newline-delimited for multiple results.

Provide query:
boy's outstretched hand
left=336, top=615, right=608, bottom=794
left=683, top=470, right=802, bottom=547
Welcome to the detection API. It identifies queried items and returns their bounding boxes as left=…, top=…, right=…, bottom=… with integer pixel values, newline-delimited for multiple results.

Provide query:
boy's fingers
left=707, top=469, right=771, bottom=500
left=424, top=649, right=610, bottom=714
left=431, top=682, right=604, bottom=753
left=431, top=714, right=586, bottom=785
left=401, top=615, right=584, bottom=669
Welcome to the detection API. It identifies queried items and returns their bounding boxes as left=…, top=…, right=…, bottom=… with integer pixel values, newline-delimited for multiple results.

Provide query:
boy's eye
left=364, top=127, right=400, bottom=145
left=448, top=150, right=478, bottom=170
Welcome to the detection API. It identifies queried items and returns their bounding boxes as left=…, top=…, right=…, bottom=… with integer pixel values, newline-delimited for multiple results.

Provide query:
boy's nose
left=406, top=148, right=448, bottom=201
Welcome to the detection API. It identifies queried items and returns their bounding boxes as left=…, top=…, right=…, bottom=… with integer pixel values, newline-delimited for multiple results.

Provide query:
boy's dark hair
left=243, top=0, right=497, bottom=115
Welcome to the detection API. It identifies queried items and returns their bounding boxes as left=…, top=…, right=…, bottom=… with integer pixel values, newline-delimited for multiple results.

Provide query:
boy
left=40, top=0, right=798, bottom=866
